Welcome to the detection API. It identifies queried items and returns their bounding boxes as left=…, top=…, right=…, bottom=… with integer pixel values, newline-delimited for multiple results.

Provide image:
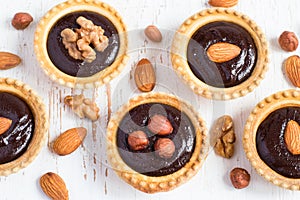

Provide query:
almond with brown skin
left=144, top=25, right=162, bottom=42
left=52, top=127, right=87, bottom=156
left=0, top=52, right=21, bottom=70
left=207, top=42, right=241, bottom=63
left=0, top=117, right=12, bottom=135
left=284, top=55, right=300, bottom=87
left=134, top=58, right=156, bottom=92
left=284, top=120, right=300, bottom=155
left=148, top=115, right=173, bottom=135
left=209, top=0, right=238, bottom=7
left=40, top=172, right=69, bottom=200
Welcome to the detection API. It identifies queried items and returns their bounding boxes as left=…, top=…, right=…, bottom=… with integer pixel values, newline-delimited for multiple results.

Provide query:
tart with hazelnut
left=34, top=0, right=128, bottom=88
left=0, top=78, right=48, bottom=176
left=171, top=8, right=269, bottom=100
left=244, top=89, right=300, bottom=190
left=107, top=93, right=208, bottom=193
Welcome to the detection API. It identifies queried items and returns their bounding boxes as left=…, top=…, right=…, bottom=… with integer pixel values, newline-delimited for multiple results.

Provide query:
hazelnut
left=154, top=138, right=175, bottom=159
left=148, top=115, right=173, bottom=135
left=230, top=168, right=250, bottom=189
left=278, top=31, right=298, bottom=52
left=11, top=12, right=33, bottom=30
left=127, top=131, right=149, bottom=151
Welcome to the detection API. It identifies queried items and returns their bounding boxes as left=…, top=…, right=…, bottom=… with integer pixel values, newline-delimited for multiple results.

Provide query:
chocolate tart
left=171, top=8, right=269, bottom=100
left=0, top=78, right=48, bottom=176
left=107, top=93, right=208, bottom=193
left=244, top=90, right=300, bottom=190
left=34, top=0, right=128, bottom=88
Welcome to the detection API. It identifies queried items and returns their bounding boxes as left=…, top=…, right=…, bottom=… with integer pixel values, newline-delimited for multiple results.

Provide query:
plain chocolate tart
left=0, top=78, right=48, bottom=176
left=244, top=90, right=300, bottom=190
left=171, top=8, right=269, bottom=100
left=34, top=0, right=128, bottom=88
left=107, top=93, right=208, bottom=193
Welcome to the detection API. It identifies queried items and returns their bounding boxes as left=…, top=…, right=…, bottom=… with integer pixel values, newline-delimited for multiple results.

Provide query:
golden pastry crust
left=0, top=78, right=48, bottom=176
left=171, top=8, right=269, bottom=100
left=107, top=92, right=209, bottom=193
left=243, top=89, right=300, bottom=190
left=34, top=0, right=128, bottom=88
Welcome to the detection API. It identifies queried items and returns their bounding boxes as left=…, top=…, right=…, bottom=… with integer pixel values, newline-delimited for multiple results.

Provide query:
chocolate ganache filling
left=117, top=103, right=196, bottom=177
left=47, top=11, right=120, bottom=77
left=256, top=107, right=300, bottom=178
left=187, top=21, right=257, bottom=88
left=0, top=92, right=35, bottom=164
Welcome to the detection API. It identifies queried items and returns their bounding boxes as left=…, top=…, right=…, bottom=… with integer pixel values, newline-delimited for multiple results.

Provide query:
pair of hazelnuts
left=127, top=114, right=175, bottom=159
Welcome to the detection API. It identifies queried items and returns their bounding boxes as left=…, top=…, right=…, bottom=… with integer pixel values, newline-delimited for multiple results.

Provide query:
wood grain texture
left=0, top=0, right=300, bottom=199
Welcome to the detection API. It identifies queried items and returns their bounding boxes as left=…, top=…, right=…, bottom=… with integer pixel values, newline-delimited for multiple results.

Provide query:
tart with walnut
left=34, top=0, right=128, bottom=88
left=0, top=78, right=48, bottom=176
left=107, top=93, right=208, bottom=193
left=244, top=90, right=300, bottom=190
left=171, top=8, right=269, bottom=100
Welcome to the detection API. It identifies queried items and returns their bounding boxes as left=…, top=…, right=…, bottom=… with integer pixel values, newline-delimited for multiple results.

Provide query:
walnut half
left=64, top=94, right=100, bottom=121
left=211, top=115, right=236, bottom=158
left=60, top=16, right=109, bottom=63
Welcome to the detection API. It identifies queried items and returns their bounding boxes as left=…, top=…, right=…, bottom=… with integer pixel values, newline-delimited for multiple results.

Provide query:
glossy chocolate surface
left=47, top=11, right=120, bottom=77
left=0, top=92, right=34, bottom=164
left=117, top=103, right=196, bottom=177
left=256, top=107, right=300, bottom=178
left=187, top=21, right=257, bottom=88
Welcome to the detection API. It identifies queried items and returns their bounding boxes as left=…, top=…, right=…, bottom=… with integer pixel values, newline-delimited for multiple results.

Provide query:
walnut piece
left=211, top=115, right=236, bottom=158
left=64, top=94, right=99, bottom=121
left=60, top=16, right=109, bottom=63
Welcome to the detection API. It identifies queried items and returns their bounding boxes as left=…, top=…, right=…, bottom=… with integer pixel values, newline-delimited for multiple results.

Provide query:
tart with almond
left=34, top=0, right=128, bottom=88
left=244, top=90, right=300, bottom=190
left=0, top=78, right=48, bottom=176
left=107, top=93, right=208, bottom=193
left=171, top=8, right=268, bottom=100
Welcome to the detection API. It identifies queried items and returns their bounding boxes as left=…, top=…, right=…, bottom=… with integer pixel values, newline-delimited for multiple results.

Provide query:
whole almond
left=52, top=127, right=87, bottom=156
left=0, top=52, right=21, bottom=70
left=209, top=0, right=238, bottom=7
left=207, top=42, right=241, bottom=63
left=284, top=55, right=300, bottom=87
left=284, top=120, right=300, bottom=155
left=40, top=172, right=69, bottom=200
left=0, top=117, right=12, bottom=135
left=148, top=115, right=173, bottom=135
left=134, top=58, right=156, bottom=92
left=144, top=25, right=162, bottom=42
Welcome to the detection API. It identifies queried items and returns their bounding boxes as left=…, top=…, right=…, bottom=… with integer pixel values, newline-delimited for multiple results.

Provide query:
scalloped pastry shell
left=34, top=0, right=128, bottom=88
left=243, top=89, right=300, bottom=190
left=0, top=78, right=48, bottom=176
left=107, top=92, right=209, bottom=193
left=171, top=8, right=269, bottom=100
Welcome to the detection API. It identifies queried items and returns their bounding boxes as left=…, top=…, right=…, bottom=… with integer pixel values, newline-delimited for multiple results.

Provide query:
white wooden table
left=1, top=0, right=300, bottom=199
